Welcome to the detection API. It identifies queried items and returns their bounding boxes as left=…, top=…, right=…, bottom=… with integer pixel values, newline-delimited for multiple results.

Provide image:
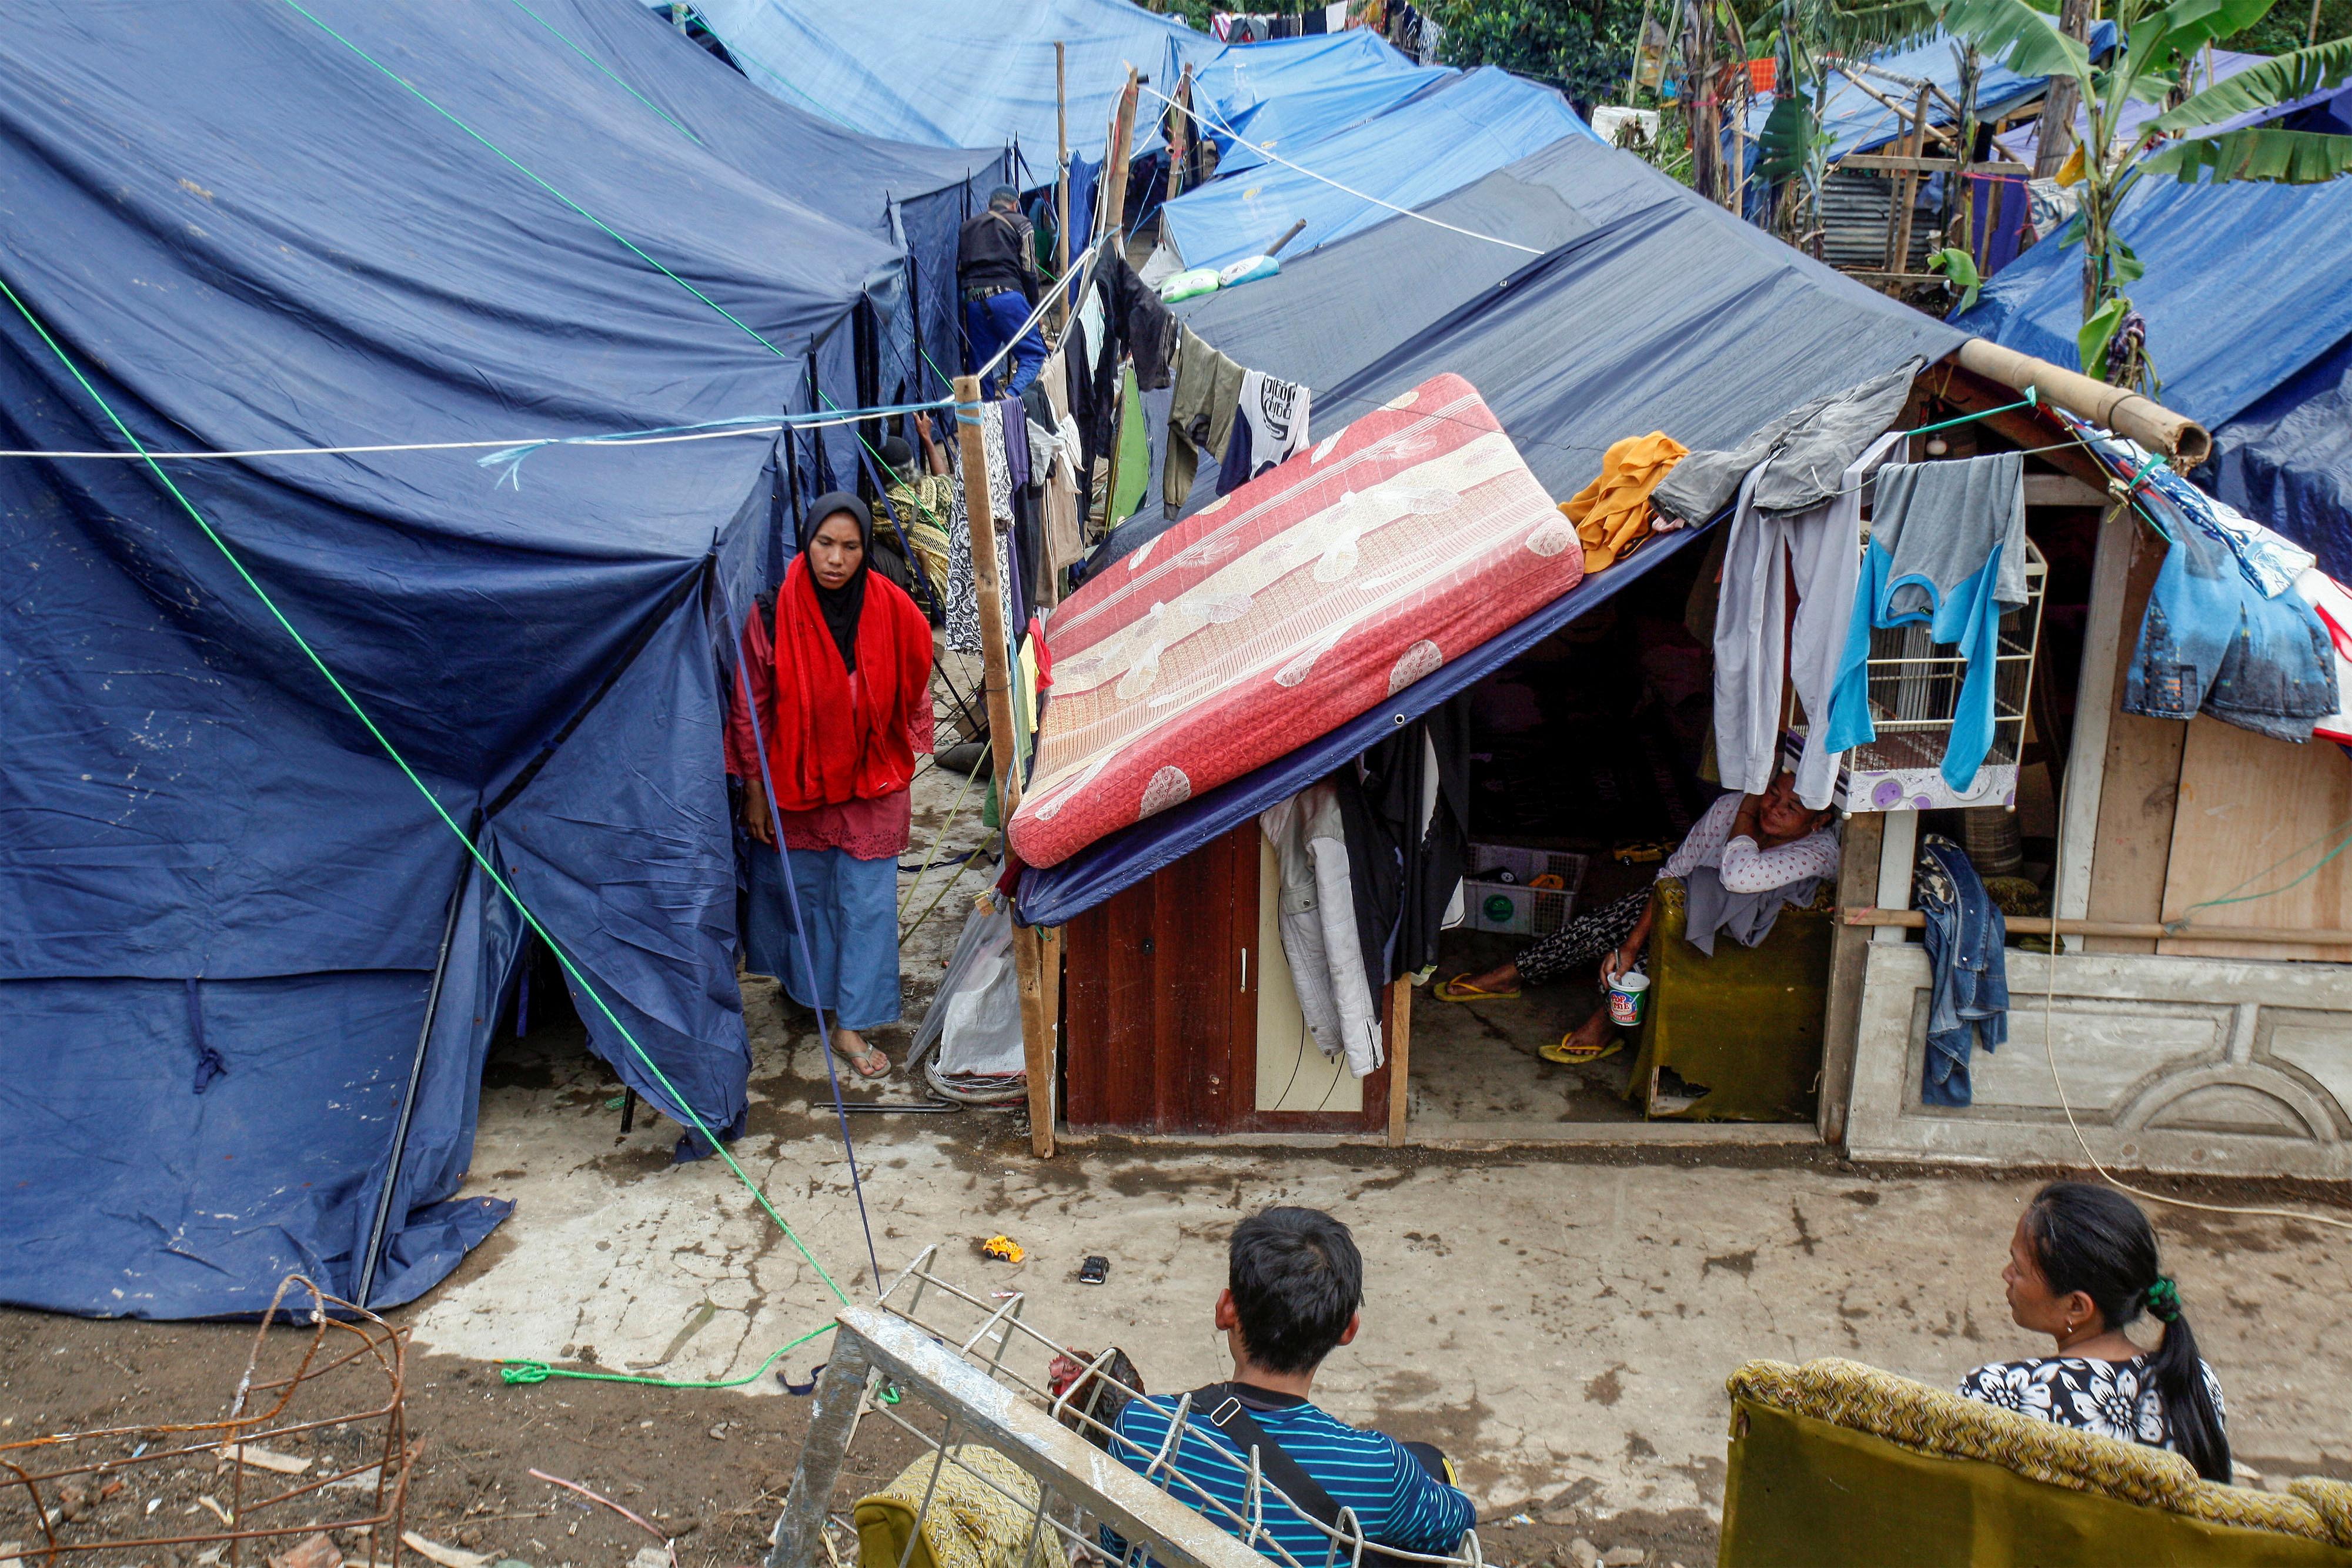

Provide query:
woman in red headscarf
left=727, top=492, right=933, bottom=1078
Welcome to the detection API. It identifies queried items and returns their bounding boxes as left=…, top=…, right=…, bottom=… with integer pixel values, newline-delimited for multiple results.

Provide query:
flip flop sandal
left=832, top=1042, right=892, bottom=1079
left=1541, top=1035, right=1623, bottom=1065
left=1434, top=977, right=1522, bottom=1004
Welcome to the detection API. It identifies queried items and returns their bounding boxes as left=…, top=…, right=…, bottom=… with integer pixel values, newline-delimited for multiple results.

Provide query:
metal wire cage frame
left=766, top=1248, right=1487, bottom=1568
left=0, top=1275, right=415, bottom=1568
left=1798, top=538, right=2047, bottom=810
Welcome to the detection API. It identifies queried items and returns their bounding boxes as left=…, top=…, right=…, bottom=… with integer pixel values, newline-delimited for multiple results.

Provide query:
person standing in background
left=959, top=185, right=1045, bottom=397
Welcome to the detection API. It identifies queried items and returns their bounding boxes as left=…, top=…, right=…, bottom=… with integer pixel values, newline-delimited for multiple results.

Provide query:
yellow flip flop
left=1541, top=1035, right=1622, bottom=1065
left=1434, top=976, right=1521, bottom=1003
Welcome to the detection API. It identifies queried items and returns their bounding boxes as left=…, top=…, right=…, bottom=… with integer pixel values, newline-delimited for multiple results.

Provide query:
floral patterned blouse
left=1957, top=1355, right=2227, bottom=1452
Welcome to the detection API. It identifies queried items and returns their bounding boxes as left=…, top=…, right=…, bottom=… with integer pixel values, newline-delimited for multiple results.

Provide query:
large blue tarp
left=685, top=0, right=1219, bottom=162
left=1023, top=135, right=1963, bottom=924
left=1743, top=26, right=2116, bottom=162
left=1955, top=170, right=2352, bottom=577
left=1190, top=32, right=1444, bottom=178
left=1159, top=67, right=1603, bottom=272
left=0, top=0, right=903, bottom=1317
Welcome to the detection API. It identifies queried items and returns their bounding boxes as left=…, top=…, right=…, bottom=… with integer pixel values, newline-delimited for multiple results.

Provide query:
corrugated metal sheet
left=1820, top=169, right=1936, bottom=272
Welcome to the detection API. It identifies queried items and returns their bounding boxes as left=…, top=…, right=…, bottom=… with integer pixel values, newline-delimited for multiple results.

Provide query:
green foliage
left=1431, top=0, right=1657, bottom=108
left=2142, top=123, right=2352, bottom=176
left=2077, top=295, right=2133, bottom=379
left=1758, top=85, right=1829, bottom=178
left=1929, top=246, right=1984, bottom=310
left=2141, top=34, right=2352, bottom=130
left=1938, top=0, right=2091, bottom=75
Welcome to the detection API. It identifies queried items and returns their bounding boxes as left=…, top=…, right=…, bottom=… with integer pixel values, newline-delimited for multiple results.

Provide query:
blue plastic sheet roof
left=1746, top=25, right=2117, bottom=161
left=1191, top=32, right=1446, bottom=178
left=1957, top=170, right=2352, bottom=581
left=684, top=0, right=1220, bottom=161
left=1161, top=66, right=1603, bottom=272
left=1023, top=135, right=1963, bottom=924
left=0, top=0, right=898, bottom=1316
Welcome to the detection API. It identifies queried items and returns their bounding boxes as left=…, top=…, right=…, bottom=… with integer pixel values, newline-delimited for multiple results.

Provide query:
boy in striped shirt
left=1102, top=1207, right=1477, bottom=1566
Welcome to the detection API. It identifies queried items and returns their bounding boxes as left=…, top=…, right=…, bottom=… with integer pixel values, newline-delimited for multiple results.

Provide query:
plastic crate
left=1462, top=844, right=1588, bottom=937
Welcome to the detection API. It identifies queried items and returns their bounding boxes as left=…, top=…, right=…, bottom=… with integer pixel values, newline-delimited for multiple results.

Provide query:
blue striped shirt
left=1103, top=1387, right=1476, bottom=1566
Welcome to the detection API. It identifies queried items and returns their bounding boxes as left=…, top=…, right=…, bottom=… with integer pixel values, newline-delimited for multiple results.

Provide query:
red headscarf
left=745, top=498, right=932, bottom=813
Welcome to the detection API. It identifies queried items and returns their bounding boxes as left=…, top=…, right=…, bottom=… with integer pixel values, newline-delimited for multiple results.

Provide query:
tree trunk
left=2031, top=0, right=2093, bottom=178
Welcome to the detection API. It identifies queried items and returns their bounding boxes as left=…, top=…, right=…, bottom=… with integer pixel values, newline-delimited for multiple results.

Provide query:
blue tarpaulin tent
left=1024, top=134, right=1963, bottom=923
left=1190, top=32, right=1445, bottom=178
left=0, top=0, right=925, bottom=1317
left=1160, top=66, right=1603, bottom=272
left=1956, top=172, right=2352, bottom=579
left=684, top=0, right=1219, bottom=162
left=1745, top=26, right=2117, bottom=163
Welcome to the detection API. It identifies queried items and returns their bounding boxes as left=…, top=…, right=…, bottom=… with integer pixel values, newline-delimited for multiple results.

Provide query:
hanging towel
left=1559, top=430, right=1688, bottom=571
left=1259, top=783, right=1384, bottom=1076
left=1820, top=451, right=2028, bottom=791
left=1164, top=326, right=1244, bottom=517
left=1214, top=369, right=1312, bottom=495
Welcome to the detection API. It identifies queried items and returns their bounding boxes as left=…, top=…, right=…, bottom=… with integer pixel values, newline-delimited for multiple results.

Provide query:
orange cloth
left=1559, top=431, right=1689, bottom=571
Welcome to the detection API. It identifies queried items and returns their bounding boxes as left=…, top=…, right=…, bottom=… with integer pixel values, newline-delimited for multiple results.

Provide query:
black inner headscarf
left=799, top=491, right=872, bottom=673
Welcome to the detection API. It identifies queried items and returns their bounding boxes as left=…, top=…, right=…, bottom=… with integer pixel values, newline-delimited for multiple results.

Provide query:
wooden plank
left=1889, top=85, right=1932, bottom=277
left=2056, top=502, right=2134, bottom=929
left=2160, top=716, right=2352, bottom=961
left=2083, top=521, right=2184, bottom=953
left=1845, top=908, right=2352, bottom=942
left=1387, top=976, right=1411, bottom=1146
left=1873, top=809, right=1920, bottom=945
left=2025, top=473, right=2110, bottom=507
left=1838, top=155, right=2027, bottom=175
left=1819, top=812, right=1886, bottom=1146
left=1151, top=830, right=1238, bottom=1129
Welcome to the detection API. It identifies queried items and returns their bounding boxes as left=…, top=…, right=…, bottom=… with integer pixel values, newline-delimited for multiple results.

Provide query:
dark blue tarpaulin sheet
left=1160, top=67, right=1603, bottom=272
left=1956, top=170, right=2352, bottom=579
left=686, top=0, right=1218, bottom=161
left=0, top=0, right=893, bottom=1316
left=1025, top=134, right=1963, bottom=922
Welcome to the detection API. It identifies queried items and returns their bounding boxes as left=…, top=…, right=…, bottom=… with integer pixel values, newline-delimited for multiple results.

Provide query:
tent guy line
left=1138, top=81, right=1545, bottom=256
left=0, top=265, right=860, bottom=1319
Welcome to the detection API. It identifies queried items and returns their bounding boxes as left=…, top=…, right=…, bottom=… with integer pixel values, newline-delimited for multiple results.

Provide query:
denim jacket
left=1916, top=834, right=2007, bottom=1107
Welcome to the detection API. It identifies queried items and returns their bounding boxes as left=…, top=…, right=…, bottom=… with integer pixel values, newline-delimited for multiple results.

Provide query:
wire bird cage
left=766, top=1249, right=1487, bottom=1568
left=0, top=1276, right=414, bottom=1568
left=1792, top=538, right=2047, bottom=814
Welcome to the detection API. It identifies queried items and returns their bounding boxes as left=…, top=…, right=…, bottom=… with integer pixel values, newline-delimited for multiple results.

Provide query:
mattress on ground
left=1009, top=372, right=1580, bottom=868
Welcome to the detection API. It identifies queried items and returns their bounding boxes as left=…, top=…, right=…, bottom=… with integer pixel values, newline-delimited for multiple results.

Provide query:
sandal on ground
left=831, top=1039, right=892, bottom=1079
left=1434, top=976, right=1522, bottom=1004
left=1541, top=1034, right=1622, bottom=1065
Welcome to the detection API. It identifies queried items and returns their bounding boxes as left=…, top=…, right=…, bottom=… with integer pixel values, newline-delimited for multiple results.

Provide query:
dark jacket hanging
left=1332, top=694, right=1472, bottom=1003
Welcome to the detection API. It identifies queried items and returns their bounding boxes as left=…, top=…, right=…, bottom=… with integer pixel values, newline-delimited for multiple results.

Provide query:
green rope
left=499, top=0, right=703, bottom=145
left=0, top=272, right=849, bottom=1313
left=2173, top=814, right=2352, bottom=925
left=500, top=1322, right=833, bottom=1388
left=897, top=760, right=982, bottom=925
left=1903, top=388, right=2037, bottom=439
left=276, top=0, right=790, bottom=362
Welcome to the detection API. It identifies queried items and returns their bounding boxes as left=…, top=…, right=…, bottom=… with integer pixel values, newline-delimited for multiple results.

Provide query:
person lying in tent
left=958, top=185, right=1047, bottom=398
left=726, top=493, right=934, bottom=1079
left=1436, top=770, right=1838, bottom=1064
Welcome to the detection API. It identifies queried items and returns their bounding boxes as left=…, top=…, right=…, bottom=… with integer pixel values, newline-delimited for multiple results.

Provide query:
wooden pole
left=1101, top=68, right=1140, bottom=244
left=1886, top=83, right=1931, bottom=275
left=1055, top=42, right=1071, bottom=333
left=1386, top=977, right=1411, bottom=1146
left=953, top=374, right=1055, bottom=1157
left=1839, top=907, right=2352, bottom=946
left=1165, top=63, right=1194, bottom=205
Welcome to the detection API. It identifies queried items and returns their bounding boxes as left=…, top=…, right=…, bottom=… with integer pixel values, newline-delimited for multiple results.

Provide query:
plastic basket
left=1462, top=844, right=1588, bottom=937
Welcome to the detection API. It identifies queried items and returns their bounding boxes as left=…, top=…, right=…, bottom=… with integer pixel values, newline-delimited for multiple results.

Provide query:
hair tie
left=2144, top=1276, right=2181, bottom=1322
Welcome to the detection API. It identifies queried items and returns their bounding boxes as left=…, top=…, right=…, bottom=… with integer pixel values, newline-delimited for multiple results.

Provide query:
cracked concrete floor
left=415, top=988, right=2352, bottom=1531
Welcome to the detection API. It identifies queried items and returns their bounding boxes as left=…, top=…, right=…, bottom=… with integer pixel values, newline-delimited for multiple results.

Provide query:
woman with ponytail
left=1957, top=1182, right=2231, bottom=1482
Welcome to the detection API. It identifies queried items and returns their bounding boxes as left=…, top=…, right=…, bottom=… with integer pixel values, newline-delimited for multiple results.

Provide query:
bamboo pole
left=1841, top=908, right=2352, bottom=946
left=1101, top=68, right=1140, bottom=242
left=1887, top=84, right=1931, bottom=276
left=953, top=374, right=1055, bottom=1157
left=1055, top=42, right=1071, bottom=333
left=1955, top=337, right=2212, bottom=463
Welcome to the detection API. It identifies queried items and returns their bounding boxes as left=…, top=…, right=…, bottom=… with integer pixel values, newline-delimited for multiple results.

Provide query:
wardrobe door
left=1063, top=825, right=1255, bottom=1132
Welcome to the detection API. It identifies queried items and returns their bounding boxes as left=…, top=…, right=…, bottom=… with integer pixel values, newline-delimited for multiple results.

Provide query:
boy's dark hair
left=1228, top=1207, right=1363, bottom=1375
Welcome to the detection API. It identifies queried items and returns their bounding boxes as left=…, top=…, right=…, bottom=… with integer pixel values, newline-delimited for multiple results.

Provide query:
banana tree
left=1942, top=0, right=2352, bottom=389
left=1753, top=0, right=1943, bottom=248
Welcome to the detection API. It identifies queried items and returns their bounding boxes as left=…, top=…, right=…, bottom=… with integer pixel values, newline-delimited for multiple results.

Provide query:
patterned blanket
left=1009, top=373, right=1579, bottom=868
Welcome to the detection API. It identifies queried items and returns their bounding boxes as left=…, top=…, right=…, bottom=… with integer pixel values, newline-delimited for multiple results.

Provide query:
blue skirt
left=744, top=844, right=901, bottom=1032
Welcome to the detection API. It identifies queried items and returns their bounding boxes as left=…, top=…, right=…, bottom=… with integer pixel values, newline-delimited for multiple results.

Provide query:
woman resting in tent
left=1435, top=771, right=1836, bottom=1064
left=727, top=493, right=934, bottom=1078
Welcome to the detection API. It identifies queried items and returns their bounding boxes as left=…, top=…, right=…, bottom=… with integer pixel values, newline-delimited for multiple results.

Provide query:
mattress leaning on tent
left=1008, top=373, right=1578, bottom=870
left=0, top=0, right=904, bottom=1317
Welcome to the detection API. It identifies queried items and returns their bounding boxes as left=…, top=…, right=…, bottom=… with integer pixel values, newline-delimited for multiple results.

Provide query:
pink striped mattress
left=1008, top=373, right=1581, bottom=869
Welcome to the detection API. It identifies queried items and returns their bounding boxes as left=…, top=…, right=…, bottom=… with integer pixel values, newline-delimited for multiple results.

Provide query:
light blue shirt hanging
left=1821, top=452, right=2027, bottom=791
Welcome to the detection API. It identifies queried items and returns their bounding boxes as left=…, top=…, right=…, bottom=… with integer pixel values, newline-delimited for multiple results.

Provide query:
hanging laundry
left=2125, top=444, right=2317, bottom=598
left=1214, top=370, right=1311, bottom=496
left=1332, top=696, right=1471, bottom=994
left=1820, top=451, right=2029, bottom=791
left=2122, top=495, right=2337, bottom=742
left=2296, top=567, right=2352, bottom=747
left=946, top=403, right=1017, bottom=656
left=1164, top=326, right=1245, bottom=517
left=1259, top=783, right=1384, bottom=1076
left=1916, top=834, right=2007, bottom=1108
left=1716, top=429, right=1905, bottom=808
left=1653, top=359, right=1922, bottom=526
left=1558, top=430, right=1688, bottom=572
left=1101, top=252, right=1178, bottom=392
